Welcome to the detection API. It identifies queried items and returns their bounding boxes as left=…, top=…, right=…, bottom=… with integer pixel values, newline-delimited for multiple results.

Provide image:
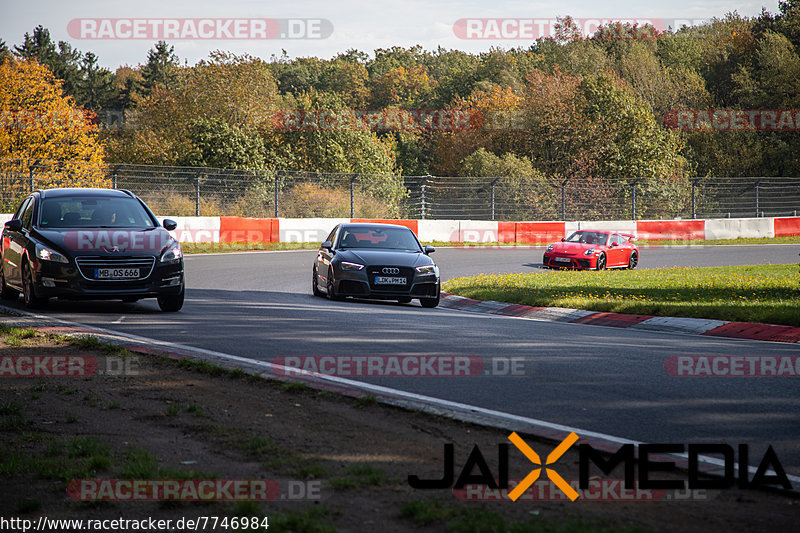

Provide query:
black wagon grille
left=75, top=256, right=156, bottom=281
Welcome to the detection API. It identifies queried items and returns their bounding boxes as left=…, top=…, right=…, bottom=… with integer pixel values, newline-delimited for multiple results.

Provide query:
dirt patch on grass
left=0, top=326, right=797, bottom=532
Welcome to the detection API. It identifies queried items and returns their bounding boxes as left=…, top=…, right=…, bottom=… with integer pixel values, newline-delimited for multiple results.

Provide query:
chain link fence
left=2, top=159, right=799, bottom=220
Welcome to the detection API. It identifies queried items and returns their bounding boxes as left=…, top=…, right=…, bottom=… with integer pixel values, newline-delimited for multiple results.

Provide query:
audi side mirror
left=321, top=241, right=332, bottom=251
left=425, top=245, right=436, bottom=254
left=163, top=219, right=178, bottom=231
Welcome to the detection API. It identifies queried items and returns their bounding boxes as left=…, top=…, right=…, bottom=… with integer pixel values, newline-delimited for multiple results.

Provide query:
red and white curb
left=439, top=293, right=800, bottom=344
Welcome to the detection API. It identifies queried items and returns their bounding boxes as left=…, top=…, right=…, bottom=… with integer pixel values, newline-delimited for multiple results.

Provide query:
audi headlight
left=584, top=248, right=595, bottom=256
left=35, top=243, right=68, bottom=263
left=415, top=265, right=436, bottom=274
left=340, top=261, right=365, bottom=271
left=546, top=244, right=554, bottom=252
left=160, top=240, right=183, bottom=263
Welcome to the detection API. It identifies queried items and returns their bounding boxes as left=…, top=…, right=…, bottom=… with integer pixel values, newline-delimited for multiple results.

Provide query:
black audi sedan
left=1, top=188, right=184, bottom=311
left=312, top=223, right=440, bottom=307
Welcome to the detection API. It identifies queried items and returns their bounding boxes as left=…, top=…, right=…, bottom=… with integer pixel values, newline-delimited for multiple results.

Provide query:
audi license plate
left=95, top=268, right=140, bottom=279
left=554, top=257, right=571, bottom=264
left=375, top=276, right=406, bottom=285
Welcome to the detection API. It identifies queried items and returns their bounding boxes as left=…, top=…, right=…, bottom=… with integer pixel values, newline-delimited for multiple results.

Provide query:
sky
left=0, top=0, right=782, bottom=70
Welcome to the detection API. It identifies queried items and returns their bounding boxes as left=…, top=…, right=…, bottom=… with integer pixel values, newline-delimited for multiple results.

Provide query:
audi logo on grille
left=381, top=267, right=400, bottom=275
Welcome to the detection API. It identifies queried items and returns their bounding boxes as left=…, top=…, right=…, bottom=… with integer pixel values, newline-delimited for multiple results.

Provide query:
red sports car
left=542, top=230, right=639, bottom=270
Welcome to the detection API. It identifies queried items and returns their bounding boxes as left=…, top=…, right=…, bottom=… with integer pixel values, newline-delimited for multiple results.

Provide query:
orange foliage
left=0, top=57, right=108, bottom=195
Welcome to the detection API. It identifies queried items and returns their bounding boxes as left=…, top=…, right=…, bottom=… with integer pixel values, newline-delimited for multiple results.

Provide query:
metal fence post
left=274, top=171, right=280, bottom=218
left=420, top=176, right=429, bottom=220
left=490, top=177, right=499, bottom=221
left=560, top=179, right=568, bottom=221
left=28, top=160, right=39, bottom=192
left=350, top=174, right=357, bottom=218
left=631, top=178, right=641, bottom=220
left=691, top=179, right=697, bottom=219
left=755, top=178, right=761, bottom=217
left=195, top=174, right=201, bottom=216
left=112, top=166, right=118, bottom=189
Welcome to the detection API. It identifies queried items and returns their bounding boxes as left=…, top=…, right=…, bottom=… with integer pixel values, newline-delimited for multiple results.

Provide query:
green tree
left=461, top=148, right=557, bottom=220
left=275, top=56, right=328, bottom=95
left=13, top=26, right=82, bottom=98
left=76, top=51, right=115, bottom=111
left=139, top=41, right=179, bottom=95
left=182, top=117, right=266, bottom=170
left=0, top=39, right=10, bottom=63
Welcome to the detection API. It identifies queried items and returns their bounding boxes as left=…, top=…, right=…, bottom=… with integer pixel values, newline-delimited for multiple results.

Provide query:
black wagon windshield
left=38, top=197, right=156, bottom=229
left=338, top=226, right=422, bottom=251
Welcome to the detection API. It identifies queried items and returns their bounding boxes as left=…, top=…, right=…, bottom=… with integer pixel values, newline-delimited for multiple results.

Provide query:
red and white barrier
left=4, top=214, right=800, bottom=244
left=705, top=218, right=774, bottom=240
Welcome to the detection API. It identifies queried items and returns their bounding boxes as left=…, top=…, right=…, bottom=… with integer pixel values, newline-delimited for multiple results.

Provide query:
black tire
left=326, top=271, right=342, bottom=301
left=596, top=253, right=607, bottom=271
left=312, top=266, right=323, bottom=297
left=419, top=284, right=440, bottom=308
left=22, top=263, right=47, bottom=309
left=420, top=295, right=439, bottom=308
left=157, top=287, right=184, bottom=312
left=0, top=265, right=19, bottom=300
left=397, top=297, right=411, bottom=304
left=628, top=251, right=638, bottom=270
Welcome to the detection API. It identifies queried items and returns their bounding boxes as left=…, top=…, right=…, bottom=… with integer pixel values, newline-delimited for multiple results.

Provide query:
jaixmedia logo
left=408, top=432, right=793, bottom=501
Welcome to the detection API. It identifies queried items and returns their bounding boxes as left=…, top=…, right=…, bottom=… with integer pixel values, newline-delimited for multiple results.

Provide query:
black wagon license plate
left=95, top=268, right=140, bottom=279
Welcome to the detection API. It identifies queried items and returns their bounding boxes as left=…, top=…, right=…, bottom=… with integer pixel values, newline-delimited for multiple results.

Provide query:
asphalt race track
left=5, top=244, right=800, bottom=474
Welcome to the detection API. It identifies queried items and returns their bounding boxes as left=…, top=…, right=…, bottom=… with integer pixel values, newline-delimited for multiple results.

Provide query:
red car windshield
left=565, top=231, right=608, bottom=246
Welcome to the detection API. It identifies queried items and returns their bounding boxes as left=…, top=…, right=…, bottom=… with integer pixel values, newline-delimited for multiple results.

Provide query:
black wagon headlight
left=160, top=240, right=183, bottom=263
left=35, top=243, right=68, bottom=263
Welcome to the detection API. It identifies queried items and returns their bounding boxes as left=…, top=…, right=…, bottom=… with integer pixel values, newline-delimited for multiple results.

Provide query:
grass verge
left=182, top=242, right=313, bottom=254
left=443, top=264, right=800, bottom=326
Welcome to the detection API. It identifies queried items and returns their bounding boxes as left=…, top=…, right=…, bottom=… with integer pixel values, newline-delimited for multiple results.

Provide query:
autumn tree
left=105, top=52, right=280, bottom=168
left=0, top=57, right=107, bottom=208
left=318, top=59, right=370, bottom=108
left=370, top=65, right=436, bottom=108
left=430, top=85, right=523, bottom=176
